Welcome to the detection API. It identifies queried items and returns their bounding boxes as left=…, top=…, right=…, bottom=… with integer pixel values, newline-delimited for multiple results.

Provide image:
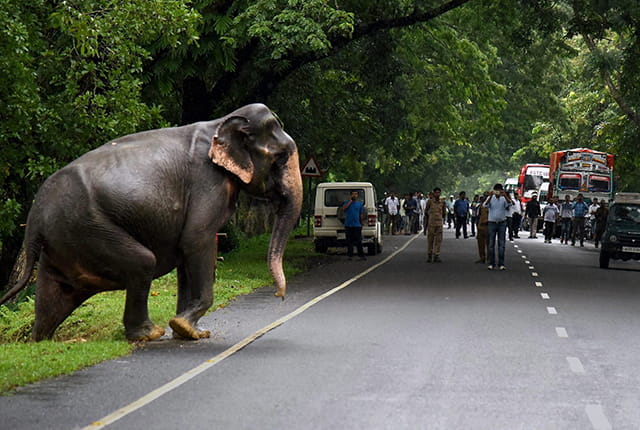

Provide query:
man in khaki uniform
left=476, top=191, right=490, bottom=263
left=425, top=187, right=447, bottom=262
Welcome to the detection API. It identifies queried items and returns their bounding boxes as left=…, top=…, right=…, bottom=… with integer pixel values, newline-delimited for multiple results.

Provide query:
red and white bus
left=517, top=163, right=549, bottom=204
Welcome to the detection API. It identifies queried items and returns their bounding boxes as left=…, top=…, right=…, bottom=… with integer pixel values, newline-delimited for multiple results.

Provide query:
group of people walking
left=378, top=186, right=518, bottom=268
left=380, top=192, right=427, bottom=235
left=526, top=193, right=609, bottom=247
left=343, top=184, right=609, bottom=266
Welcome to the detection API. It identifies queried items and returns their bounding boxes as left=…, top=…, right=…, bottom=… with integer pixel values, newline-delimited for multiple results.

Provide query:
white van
left=504, top=177, right=518, bottom=195
left=538, top=182, right=550, bottom=202
left=313, top=182, right=383, bottom=255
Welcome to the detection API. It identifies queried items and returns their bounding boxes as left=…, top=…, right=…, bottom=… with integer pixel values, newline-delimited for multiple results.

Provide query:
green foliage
left=0, top=340, right=133, bottom=393
left=230, top=0, right=355, bottom=61
left=0, top=0, right=200, bottom=283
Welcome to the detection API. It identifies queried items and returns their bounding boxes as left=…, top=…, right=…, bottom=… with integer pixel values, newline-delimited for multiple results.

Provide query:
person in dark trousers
left=342, top=190, right=366, bottom=260
left=542, top=197, right=560, bottom=243
left=594, top=202, right=609, bottom=248
left=510, top=192, right=523, bottom=239
left=470, top=194, right=480, bottom=237
left=525, top=194, right=541, bottom=238
left=403, top=193, right=418, bottom=235
left=483, top=183, right=513, bottom=270
left=454, top=191, right=470, bottom=239
left=571, top=193, right=590, bottom=247
left=559, top=194, right=573, bottom=244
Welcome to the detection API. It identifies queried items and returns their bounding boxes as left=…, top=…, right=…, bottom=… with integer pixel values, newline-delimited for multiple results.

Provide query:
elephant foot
left=169, top=317, right=210, bottom=340
left=126, top=324, right=165, bottom=342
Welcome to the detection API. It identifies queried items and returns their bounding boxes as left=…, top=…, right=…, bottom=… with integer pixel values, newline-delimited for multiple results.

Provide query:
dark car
left=599, top=193, right=640, bottom=268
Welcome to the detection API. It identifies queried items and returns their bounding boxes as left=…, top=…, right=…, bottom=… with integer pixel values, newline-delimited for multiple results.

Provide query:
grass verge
left=0, top=230, right=319, bottom=394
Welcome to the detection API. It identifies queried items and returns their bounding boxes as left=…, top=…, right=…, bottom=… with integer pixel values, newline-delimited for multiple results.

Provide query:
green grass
left=0, top=231, right=319, bottom=393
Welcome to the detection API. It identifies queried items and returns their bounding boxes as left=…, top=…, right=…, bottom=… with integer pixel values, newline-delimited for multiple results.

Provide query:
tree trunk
left=0, top=234, right=25, bottom=294
left=181, top=77, right=214, bottom=124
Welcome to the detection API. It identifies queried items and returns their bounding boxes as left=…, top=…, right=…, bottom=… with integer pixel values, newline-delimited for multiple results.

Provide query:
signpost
left=301, top=157, right=323, bottom=236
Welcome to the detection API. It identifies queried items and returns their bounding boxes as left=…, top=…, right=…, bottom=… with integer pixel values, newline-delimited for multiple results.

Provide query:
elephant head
left=209, top=104, right=303, bottom=298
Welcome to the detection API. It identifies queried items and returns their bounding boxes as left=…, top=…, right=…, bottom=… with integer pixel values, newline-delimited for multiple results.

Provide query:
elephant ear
left=209, top=116, right=254, bottom=184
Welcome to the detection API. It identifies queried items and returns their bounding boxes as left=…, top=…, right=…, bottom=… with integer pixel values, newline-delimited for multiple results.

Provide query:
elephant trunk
left=268, top=149, right=303, bottom=299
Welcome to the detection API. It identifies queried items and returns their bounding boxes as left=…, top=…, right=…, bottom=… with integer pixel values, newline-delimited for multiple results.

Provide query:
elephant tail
left=0, top=233, right=41, bottom=306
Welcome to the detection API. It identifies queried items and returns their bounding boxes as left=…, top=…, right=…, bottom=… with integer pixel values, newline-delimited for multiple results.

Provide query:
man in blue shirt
left=342, top=190, right=366, bottom=260
left=571, top=193, right=590, bottom=247
left=483, top=183, right=513, bottom=270
left=454, top=191, right=470, bottom=239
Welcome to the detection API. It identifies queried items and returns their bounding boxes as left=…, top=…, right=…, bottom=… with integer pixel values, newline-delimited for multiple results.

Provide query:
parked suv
left=599, top=193, right=640, bottom=268
left=313, top=182, right=382, bottom=255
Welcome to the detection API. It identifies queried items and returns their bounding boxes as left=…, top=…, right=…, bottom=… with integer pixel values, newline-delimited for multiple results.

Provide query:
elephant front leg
left=169, top=255, right=215, bottom=340
left=123, top=286, right=166, bottom=341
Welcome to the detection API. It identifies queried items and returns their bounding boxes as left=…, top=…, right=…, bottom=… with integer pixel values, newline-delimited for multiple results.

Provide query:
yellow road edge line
left=83, top=234, right=420, bottom=429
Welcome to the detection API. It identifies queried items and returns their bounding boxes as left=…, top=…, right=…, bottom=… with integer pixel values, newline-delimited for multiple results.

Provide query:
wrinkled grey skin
left=0, top=104, right=303, bottom=341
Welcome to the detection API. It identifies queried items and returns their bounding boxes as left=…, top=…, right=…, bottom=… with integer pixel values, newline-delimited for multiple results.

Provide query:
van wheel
left=376, top=242, right=382, bottom=254
left=367, top=244, right=376, bottom=256
left=315, top=241, right=328, bottom=253
left=599, top=251, right=610, bottom=269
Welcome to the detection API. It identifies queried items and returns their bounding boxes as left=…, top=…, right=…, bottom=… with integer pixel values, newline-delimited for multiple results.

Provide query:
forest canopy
left=1, top=0, right=640, bottom=284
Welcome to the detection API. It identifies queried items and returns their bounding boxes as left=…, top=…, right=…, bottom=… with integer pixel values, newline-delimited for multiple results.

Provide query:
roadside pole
left=301, top=157, right=323, bottom=237
left=307, top=178, right=313, bottom=236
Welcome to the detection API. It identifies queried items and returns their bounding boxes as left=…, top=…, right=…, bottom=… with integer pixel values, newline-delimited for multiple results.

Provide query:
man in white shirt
left=384, top=192, right=401, bottom=235
left=588, top=197, right=600, bottom=239
left=511, top=193, right=523, bottom=238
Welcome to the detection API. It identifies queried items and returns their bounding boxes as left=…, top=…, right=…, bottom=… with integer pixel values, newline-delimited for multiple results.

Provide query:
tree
left=0, top=0, right=200, bottom=285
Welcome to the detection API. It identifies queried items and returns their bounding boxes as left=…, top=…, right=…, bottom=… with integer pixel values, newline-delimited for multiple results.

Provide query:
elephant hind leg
left=32, top=270, right=94, bottom=341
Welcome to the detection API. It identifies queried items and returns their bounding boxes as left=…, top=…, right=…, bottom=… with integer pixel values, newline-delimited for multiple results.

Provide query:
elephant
left=0, top=103, right=303, bottom=342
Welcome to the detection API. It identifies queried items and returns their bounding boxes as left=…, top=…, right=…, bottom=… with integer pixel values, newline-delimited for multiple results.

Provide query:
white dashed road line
left=567, top=356, right=586, bottom=373
left=515, top=241, right=612, bottom=430
left=586, top=405, right=613, bottom=430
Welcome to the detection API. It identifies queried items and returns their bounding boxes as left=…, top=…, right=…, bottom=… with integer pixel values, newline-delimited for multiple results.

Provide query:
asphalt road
left=2, top=228, right=640, bottom=429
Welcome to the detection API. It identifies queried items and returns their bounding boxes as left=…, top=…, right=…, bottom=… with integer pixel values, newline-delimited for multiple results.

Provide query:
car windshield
left=611, top=204, right=640, bottom=225
left=524, top=174, right=544, bottom=191
left=324, top=189, right=365, bottom=207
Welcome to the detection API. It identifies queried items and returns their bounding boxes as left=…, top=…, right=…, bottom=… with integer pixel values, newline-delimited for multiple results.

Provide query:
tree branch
left=582, top=33, right=640, bottom=127
left=229, top=0, right=474, bottom=107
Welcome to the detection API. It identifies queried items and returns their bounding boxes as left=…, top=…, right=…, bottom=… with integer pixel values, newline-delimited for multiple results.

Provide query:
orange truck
left=549, top=148, right=615, bottom=202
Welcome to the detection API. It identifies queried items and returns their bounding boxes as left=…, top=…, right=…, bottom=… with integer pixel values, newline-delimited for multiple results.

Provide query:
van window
left=324, top=189, right=366, bottom=207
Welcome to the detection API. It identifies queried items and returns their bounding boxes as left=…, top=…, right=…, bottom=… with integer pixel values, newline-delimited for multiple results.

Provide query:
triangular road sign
left=301, top=157, right=323, bottom=177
